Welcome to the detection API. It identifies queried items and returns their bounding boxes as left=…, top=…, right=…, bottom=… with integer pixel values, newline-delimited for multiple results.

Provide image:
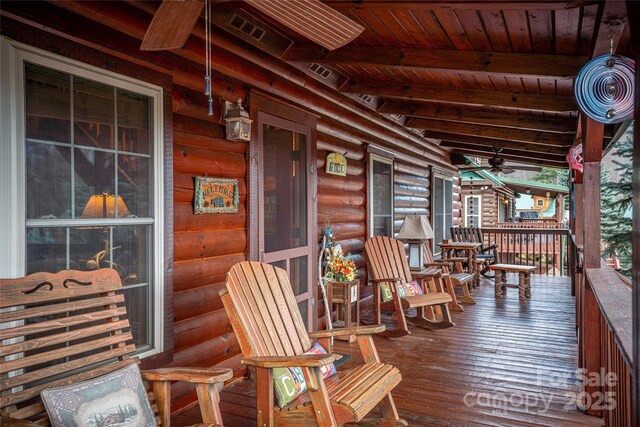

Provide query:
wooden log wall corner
left=452, top=176, right=463, bottom=228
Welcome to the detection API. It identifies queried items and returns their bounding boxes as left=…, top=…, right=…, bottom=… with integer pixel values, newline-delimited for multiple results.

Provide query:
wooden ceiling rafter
left=326, top=1, right=600, bottom=12
left=407, top=117, right=576, bottom=146
left=284, top=46, right=589, bottom=78
left=448, top=145, right=568, bottom=168
left=339, top=79, right=577, bottom=112
left=429, top=132, right=571, bottom=156
left=377, top=101, right=578, bottom=133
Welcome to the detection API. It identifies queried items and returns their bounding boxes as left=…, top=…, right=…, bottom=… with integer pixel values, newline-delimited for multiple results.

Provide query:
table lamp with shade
left=397, top=214, right=433, bottom=271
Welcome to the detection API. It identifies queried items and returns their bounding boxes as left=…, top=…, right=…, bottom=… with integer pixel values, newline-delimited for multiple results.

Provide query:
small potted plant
left=324, top=245, right=356, bottom=282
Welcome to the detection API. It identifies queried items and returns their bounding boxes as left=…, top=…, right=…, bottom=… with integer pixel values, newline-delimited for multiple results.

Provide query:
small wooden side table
left=327, top=279, right=360, bottom=342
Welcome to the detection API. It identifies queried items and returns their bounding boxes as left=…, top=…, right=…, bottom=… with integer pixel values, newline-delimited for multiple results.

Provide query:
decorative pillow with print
left=381, top=279, right=423, bottom=302
left=41, top=363, right=157, bottom=427
left=273, top=343, right=337, bottom=408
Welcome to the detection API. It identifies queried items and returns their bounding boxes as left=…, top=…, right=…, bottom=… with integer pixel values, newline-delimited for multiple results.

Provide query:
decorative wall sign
left=325, top=152, right=347, bottom=176
left=194, top=177, right=239, bottom=214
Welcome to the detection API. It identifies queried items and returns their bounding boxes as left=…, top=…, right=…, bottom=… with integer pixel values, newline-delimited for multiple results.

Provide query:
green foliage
left=531, top=167, right=569, bottom=186
left=600, top=127, right=633, bottom=277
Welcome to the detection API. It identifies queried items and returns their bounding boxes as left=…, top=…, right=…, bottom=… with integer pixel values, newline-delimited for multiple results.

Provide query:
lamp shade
left=397, top=214, right=434, bottom=240
left=81, top=193, right=130, bottom=218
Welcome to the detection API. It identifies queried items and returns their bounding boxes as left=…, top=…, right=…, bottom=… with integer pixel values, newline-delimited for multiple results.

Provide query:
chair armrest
left=309, top=324, right=385, bottom=339
left=0, top=417, right=40, bottom=427
left=142, top=367, right=233, bottom=384
left=436, top=257, right=468, bottom=263
left=369, top=277, right=403, bottom=283
left=481, top=245, right=498, bottom=252
left=241, top=354, right=336, bottom=369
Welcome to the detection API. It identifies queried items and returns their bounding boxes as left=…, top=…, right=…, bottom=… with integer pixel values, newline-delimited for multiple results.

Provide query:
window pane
left=117, top=89, right=151, bottom=154
left=75, top=148, right=115, bottom=217
left=373, top=161, right=392, bottom=216
left=263, top=125, right=308, bottom=252
left=119, top=154, right=150, bottom=218
left=26, top=227, right=68, bottom=273
left=434, top=178, right=444, bottom=247
left=290, top=255, right=308, bottom=295
left=74, top=77, right=114, bottom=150
left=445, top=179, right=453, bottom=239
left=298, top=300, right=309, bottom=330
left=112, top=225, right=150, bottom=286
left=26, top=142, right=72, bottom=219
left=124, top=285, right=150, bottom=350
left=374, top=216, right=392, bottom=237
left=25, top=63, right=70, bottom=143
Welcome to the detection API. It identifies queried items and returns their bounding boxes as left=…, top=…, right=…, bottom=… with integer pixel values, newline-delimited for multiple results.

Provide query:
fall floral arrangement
left=324, top=245, right=356, bottom=282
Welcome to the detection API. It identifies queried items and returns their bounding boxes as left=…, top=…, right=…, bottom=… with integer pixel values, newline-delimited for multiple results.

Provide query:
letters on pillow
left=380, top=279, right=424, bottom=302
left=272, top=343, right=337, bottom=408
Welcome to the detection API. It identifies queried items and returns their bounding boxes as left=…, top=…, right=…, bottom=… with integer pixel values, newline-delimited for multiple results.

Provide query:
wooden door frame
left=248, top=91, right=318, bottom=329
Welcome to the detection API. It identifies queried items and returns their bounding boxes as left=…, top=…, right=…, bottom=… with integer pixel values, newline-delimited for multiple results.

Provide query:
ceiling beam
left=427, top=132, right=570, bottom=156
left=408, top=117, right=576, bottom=146
left=448, top=145, right=567, bottom=167
left=592, top=0, right=628, bottom=57
left=327, top=1, right=598, bottom=11
left=379, top=101, right=577, bottom=133
left=284, top=46, right=587, bottom=78
left=340, top=80, right=577, bottom=113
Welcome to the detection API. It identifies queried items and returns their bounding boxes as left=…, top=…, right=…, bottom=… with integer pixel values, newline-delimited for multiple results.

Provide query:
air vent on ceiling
left=229, top=13, right=266, bottom=41
left=308, top=63, right=332, bottom=79
left=390, top=114, right=404, bottom=120
left=355, top=93, right=374, bottom=104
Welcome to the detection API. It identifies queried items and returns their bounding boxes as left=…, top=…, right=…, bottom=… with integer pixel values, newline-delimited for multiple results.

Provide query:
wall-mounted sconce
left=223, top=98, right=252, bottom=142
left=504, top=198, right=510, bottom=205
left=525, top=188, right=531, bottom=194
left=545, top=191, right=551, bottom=201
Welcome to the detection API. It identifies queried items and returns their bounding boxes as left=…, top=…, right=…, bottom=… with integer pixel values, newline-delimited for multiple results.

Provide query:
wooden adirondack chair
left=364, top=236, right=454, bottom=338
left=425, top=239, right=477, bottom=312
left=221, top=261, right=407, bottom=427
left=450, top=226, right=499, bottom=277
left=0, top=269, right=231, bottom=427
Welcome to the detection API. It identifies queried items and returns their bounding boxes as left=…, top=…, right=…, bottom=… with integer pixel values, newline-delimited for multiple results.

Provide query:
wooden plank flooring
left=174, top=274, right=604, bottom=426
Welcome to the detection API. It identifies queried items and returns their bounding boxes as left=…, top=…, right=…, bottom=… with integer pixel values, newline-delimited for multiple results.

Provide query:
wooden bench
left=488, top=264, right=537, bottom=299
left=0, top=269, right=231, bottom=426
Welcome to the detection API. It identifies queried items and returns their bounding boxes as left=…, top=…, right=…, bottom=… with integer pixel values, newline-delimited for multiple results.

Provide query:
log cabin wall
left=452, top=176, right=463, bottom=228
left=0, top=0, right=460, bottom=413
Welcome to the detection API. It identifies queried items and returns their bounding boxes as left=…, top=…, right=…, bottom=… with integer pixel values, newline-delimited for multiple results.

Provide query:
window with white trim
left=433, top=176, right=453, bottom=255
left=465, top=195, right=482, bottom=227
left=0, top=40, right=164, bottom=357
left=368, top=154, right=394, bottom=237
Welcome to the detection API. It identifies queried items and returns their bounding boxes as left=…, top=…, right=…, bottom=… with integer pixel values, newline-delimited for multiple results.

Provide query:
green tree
left=531, top=167, right=569, bottom=186
left=600, top=126, right=633, bottom=277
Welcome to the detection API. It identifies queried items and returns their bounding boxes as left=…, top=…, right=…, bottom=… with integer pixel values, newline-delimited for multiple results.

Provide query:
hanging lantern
left=574, top=54, right=635, bottom=124
left=567, top=144, right=583, bottom=173
left=223, top=98, right=253, bottom=142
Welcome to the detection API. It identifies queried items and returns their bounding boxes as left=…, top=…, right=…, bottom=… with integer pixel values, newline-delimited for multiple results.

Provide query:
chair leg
left=301, top=367, right=338, bottom=427
left=195, top=382, right=224, bottom=426
left=443, top=274, right=464, bottom=312
left=378, top=393, right=408, bottom=425
left=255, top=368, right=275, bottom=427
left=518, top=272, right=526, bottom=299
left=525, top=273, right=532, bottom=298
left=392, top=293, right=410, bottom=335
left=409, top=303, right=454, bottom=329
left=373, top=283, right=382, bottom=325
left=459, top=280, right=476, bottom=305
left=494, top=270, right=505, bottom=297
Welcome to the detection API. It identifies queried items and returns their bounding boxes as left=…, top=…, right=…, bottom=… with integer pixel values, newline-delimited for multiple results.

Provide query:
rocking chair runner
left=0, top=269, right=231, bottom=427
left=450, top=226, right=499, bottom=277
left=364, top=236, right=455, bottom=338
left=221, top=261, right=407, bottom=426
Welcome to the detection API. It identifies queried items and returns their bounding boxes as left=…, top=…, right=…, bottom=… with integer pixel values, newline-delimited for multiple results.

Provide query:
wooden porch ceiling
left=269, top=0, right=632, bottom=168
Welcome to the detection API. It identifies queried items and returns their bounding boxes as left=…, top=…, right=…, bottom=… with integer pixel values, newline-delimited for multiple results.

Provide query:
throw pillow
left=380, top=279, right=424, bottom=303
left=273, top=343, right=337, bottom=408
left=41, top=363, right=157, bottom=427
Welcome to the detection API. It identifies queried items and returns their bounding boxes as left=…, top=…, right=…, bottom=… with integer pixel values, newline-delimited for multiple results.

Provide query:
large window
left=368, top=154, right=394, bottom=237
left=465, top=195, right=482, bottom=227
left=433, top=176, right=453, bottom=255
left=0, top=40, right=164, bottom=357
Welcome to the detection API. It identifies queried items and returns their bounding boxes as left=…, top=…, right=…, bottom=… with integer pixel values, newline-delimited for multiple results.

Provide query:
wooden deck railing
left=581, top=266, right=633, bottom=426
left=496, top=221, right=565, bottom=229
left=481, top=227, right=570, bottom=275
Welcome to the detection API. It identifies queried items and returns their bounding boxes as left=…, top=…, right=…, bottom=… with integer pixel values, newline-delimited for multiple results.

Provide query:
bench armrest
left=0, top=417, right=40, bottom=427
left=142, top=367, right=233, bottom=384
left=481, top=244, right=498, bottom=252
left=242, top=354, right=335, bottom=369
left=309, top=324, right=385, bottom=339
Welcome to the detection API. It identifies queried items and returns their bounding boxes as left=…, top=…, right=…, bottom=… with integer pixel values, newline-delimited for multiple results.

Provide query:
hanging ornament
left=567, top=144, right=583, bottom=173
left=574, top=35, right=634, bottom=124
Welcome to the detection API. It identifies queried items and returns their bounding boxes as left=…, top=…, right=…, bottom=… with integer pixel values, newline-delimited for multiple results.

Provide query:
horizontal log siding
left=171, top=87, right=248, bottom=409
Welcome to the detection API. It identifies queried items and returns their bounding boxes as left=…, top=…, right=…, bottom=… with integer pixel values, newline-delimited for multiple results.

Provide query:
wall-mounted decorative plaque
left=326, top=152, right=347, bottom=176
left=194, top=177, right=239, bottom=214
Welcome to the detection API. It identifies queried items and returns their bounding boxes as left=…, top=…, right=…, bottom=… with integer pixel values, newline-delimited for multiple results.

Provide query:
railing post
left=581, top=115, right=604, bottom=417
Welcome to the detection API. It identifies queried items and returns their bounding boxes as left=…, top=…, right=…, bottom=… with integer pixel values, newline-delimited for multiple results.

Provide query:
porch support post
left=627, top=2, right=640, bottom=425
left=581, top=115, right=604, bottom=418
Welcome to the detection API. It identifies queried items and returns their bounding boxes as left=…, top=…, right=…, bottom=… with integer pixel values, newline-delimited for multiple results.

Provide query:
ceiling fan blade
left=458, top=167, right=487, bottom=171
left=141, top=1, right=204, bottom=51
left=501, top=168, right=517, bottom=174
left=244, top=0, right=364, bottom=50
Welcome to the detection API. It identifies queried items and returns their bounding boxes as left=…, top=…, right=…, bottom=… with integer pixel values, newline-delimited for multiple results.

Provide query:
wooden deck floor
left=175, top=274, right=604, bottom=426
